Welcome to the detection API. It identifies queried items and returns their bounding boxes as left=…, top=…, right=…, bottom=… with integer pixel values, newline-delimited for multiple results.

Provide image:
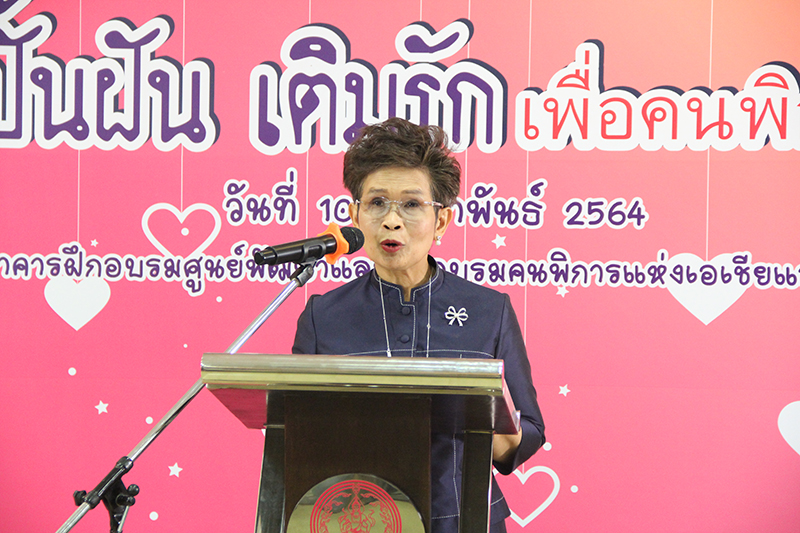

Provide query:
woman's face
left=348, top=167, right=452, bottom=287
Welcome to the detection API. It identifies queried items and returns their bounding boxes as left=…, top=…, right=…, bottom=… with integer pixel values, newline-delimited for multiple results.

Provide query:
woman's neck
left=377, top=261, right=433, bottom=302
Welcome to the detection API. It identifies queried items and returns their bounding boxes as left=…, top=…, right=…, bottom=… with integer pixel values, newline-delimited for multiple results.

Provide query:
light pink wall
left=2, top=0, right=799, bottom=531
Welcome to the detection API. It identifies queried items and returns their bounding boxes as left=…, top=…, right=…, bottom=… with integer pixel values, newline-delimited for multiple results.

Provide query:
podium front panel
left=283, top=392, right=431, bottom=530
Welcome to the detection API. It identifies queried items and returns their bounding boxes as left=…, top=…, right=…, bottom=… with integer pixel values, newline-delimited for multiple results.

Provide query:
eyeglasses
left=355, top=197, right=444, bottom=221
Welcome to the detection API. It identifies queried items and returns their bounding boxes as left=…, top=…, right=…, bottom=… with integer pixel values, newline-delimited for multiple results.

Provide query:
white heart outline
left=141, top=202, right=221, bottom=259
left=505, top=465, right=560, bottom=526
left=665, top=252, right=749, bottom=325
left=395, top=20, right=471, bottom=63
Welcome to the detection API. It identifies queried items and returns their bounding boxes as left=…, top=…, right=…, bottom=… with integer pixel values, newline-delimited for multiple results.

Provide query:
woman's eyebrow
left=364, top=187, right=425, bottom=196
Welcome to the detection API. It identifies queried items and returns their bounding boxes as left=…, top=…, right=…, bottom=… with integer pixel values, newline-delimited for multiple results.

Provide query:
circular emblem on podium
left=287, top=473, right=424, bottom=533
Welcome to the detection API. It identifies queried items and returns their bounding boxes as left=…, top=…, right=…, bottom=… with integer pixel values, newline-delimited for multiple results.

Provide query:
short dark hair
left=343, top=118, right=461, bottom=207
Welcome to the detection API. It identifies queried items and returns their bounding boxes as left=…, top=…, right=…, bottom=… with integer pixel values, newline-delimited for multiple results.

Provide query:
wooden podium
left=201, top=353, right=520, bottom=533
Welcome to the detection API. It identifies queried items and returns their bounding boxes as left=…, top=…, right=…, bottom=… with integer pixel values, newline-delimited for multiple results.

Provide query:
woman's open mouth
left=380, top=240, right=403, bottom=253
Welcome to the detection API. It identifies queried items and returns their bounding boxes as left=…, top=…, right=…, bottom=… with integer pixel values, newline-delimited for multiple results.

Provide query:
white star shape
left=90, top=239, right=98, bottom=247
left=491, top=234, right=506, bottom=249
left=559, top=385, right=571, bottom=396
left=95, top=401, right=108, bottom=414
left=168, top=463, right=183, bottom=477
left=556, top=285, right=569, bottom=297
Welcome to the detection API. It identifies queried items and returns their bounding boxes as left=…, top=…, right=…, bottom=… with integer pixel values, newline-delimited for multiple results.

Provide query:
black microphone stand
left=56, top=260, right=318, bottom=533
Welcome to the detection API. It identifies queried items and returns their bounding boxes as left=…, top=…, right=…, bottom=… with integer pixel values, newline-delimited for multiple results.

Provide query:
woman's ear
left=435, top=206, right=454, bottom=238
left=348, top=202, right=360, bottom=228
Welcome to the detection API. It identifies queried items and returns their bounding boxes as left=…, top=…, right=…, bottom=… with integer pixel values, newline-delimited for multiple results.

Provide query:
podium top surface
left=201, top=353, right=520, bottom=433
left=202, top=353, right=507, bottom=394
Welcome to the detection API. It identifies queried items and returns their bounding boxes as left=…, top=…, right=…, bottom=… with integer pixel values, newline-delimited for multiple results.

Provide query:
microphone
left=252, top=223, right=364, bottom=266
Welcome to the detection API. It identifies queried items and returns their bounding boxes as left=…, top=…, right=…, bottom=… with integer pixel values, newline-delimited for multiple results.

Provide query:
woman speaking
left=293, top=118, right=545, bottom=533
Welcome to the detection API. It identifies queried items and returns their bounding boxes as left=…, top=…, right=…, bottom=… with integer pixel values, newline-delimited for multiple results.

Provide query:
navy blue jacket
left=293, top=257, right=545, bottom=532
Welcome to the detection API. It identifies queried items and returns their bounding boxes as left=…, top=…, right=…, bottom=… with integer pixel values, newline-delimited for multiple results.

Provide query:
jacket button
left=401, top=306, right=412, bottom=315
left=399, top=334, right=410, bottom=343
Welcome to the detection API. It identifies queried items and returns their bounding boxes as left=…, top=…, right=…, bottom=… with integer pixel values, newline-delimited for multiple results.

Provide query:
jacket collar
left=369, top=255, right=444, bottom=301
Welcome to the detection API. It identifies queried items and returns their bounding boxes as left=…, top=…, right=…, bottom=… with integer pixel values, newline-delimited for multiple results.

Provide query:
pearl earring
left=435, top=235, right=442, bottom=246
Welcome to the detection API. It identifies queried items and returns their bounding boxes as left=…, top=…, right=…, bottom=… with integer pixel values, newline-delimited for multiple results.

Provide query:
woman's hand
left=492, top=427, right=522, bottom=465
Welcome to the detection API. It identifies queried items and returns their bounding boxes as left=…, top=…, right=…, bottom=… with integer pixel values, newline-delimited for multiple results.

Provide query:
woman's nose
left=382, top=205, right=403, bottom=229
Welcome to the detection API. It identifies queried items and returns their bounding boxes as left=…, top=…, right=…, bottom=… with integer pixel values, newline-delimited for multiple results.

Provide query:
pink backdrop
left=2, top=0, right=799, bottom=531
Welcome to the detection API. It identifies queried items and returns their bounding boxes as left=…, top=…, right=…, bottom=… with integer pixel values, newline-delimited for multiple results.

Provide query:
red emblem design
left=310, top=479, right=402, bottom=533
